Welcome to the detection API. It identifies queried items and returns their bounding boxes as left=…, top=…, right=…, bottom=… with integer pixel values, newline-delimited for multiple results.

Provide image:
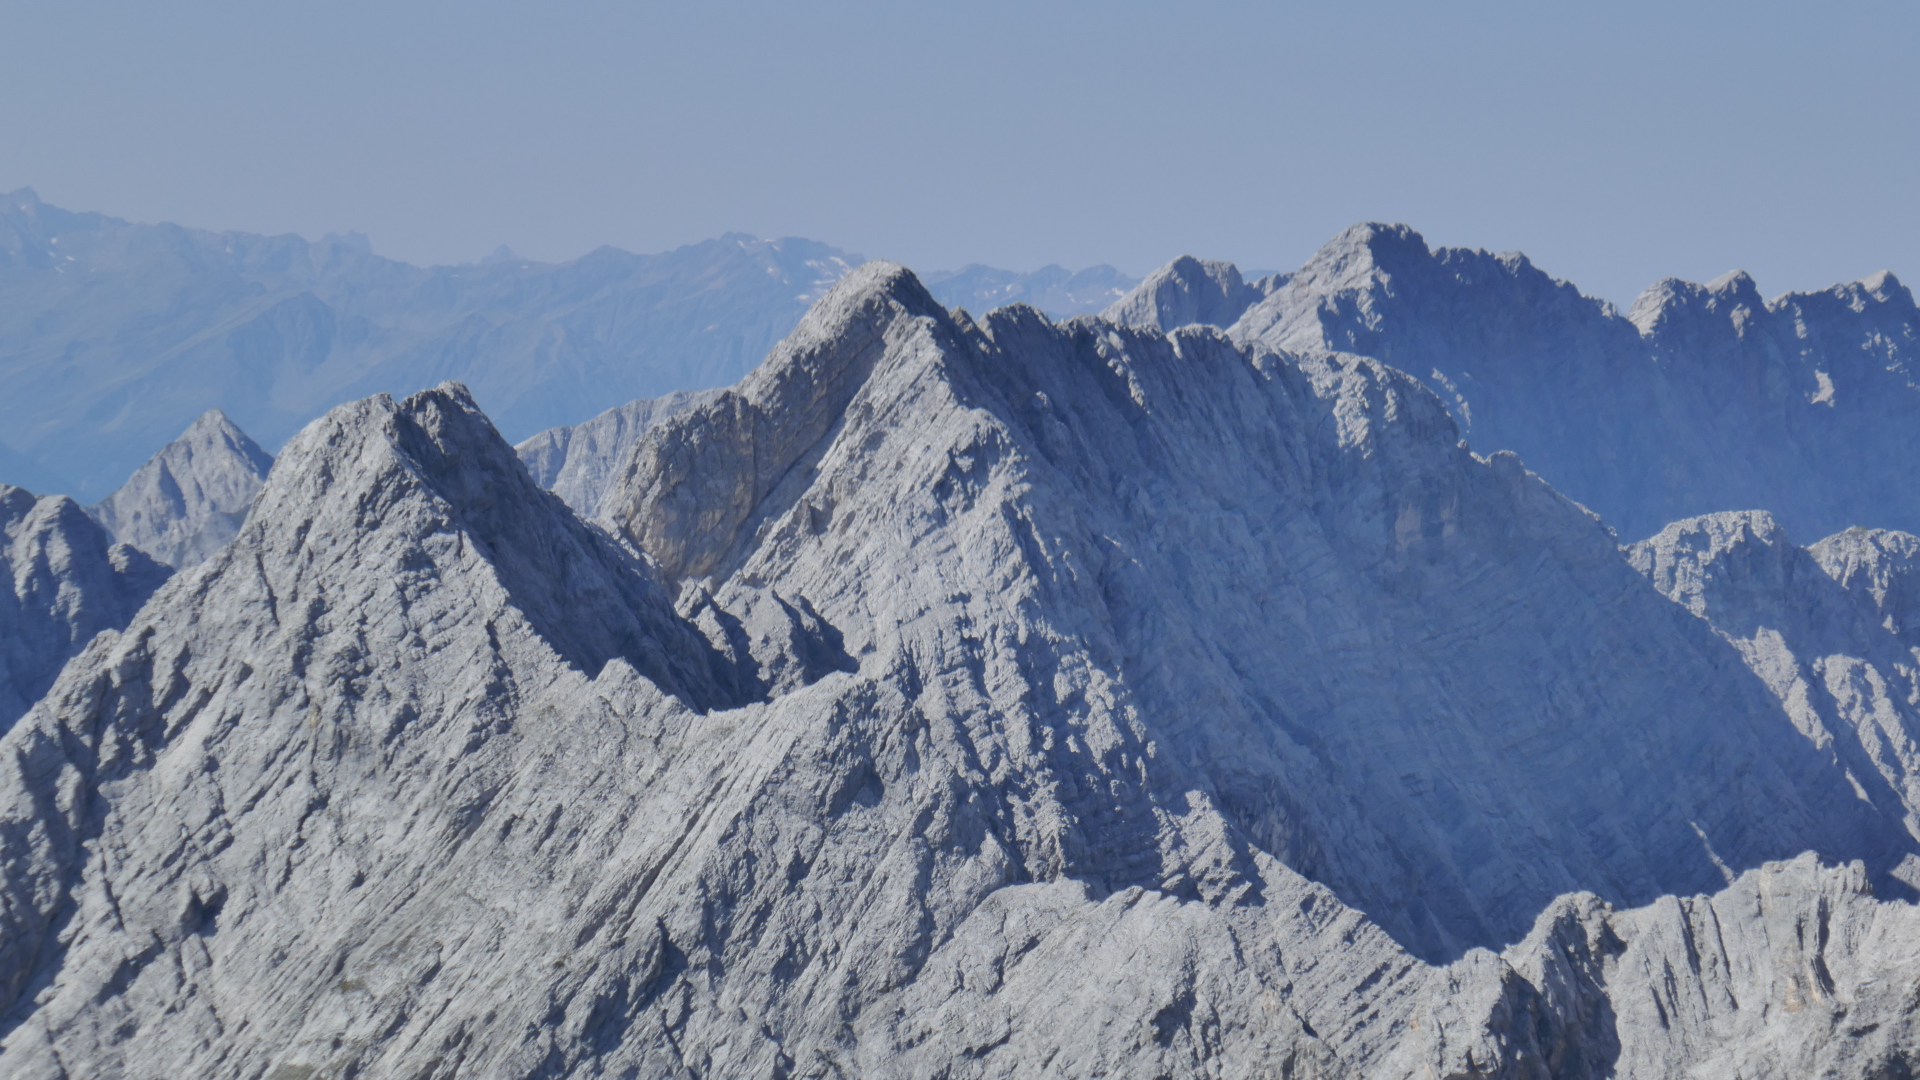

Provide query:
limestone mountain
left=87, top=408, right=274, bottom=568
left=6, top=265, right=1920, bottom=1078
left=1109, top=224, right=1920, bottom=542
left=1631, top=512, right=1920, bottom=843
left=1099, top=255, right=1283, bottom=332
left=0, top=485, right=168, bottom=731
left=515, top=389, right=723, bottom=518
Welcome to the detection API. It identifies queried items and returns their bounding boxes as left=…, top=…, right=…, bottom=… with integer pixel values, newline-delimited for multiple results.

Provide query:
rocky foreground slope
left=1108, top=225, right=1920, bottom=542
left=2, top=266, right=1919, bottom=1078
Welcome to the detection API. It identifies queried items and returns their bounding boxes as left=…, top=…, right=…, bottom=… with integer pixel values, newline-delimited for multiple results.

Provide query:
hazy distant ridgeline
left=0, top=189, right=1137, bottom=501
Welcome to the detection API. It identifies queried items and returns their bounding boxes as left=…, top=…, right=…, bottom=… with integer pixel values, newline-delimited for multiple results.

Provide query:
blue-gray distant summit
left=1107, top=223, right=1919, bottom=541
left=0, top=189, right=872, bottom=499
left=0, top=190, right=1147, bottom=504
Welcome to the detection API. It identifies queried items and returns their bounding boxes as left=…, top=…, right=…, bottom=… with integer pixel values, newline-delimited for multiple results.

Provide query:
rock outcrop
left=4, top=266, right=1920, bottom=1078
left=1811, top=526, right=1920, bottom=646
left=0, top=485, right=168, bottom=731
left=88, top=408, right=273, bottom=568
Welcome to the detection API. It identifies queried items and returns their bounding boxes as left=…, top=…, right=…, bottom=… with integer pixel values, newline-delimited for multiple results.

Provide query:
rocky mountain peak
left=1100, top=254, right=1279, bottom=331
left=607, top=266, right=1911, bottom=966
left=1631, top=511, right=1920, bottom=849
left=255, top=381, right=743, bottom=706
left=1627, top=510, right=1799, bottom=620
left=0, top=483, right=168, bottom=730
left=1861, top=269, right=1910, bottom=302
left=1228, top=222, right=1609, bottom=365
left=1809, top=269, right=1917, bottom=316
left=88, top=407, right=274, bottom=568
left=9, top=263, right=1920, bottom=1074
left=1630, top=270, right=1770, bottom=339
left=1243, top=223, right=1432, bottom=325
left=607, top=261, right=955, bottom=582
left=1308, top=221, right=1432, bottom=274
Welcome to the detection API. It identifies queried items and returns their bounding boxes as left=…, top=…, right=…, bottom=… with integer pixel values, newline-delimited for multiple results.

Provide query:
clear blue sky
left=3, top=0, right=1914, bottom=306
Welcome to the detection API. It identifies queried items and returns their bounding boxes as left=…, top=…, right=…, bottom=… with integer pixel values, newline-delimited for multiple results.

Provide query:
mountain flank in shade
left=1107, top=224, right=1919, bottom=540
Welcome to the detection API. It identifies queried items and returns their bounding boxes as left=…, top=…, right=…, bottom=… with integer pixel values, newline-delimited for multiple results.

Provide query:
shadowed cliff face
left=0, top=485, right=168, bottom=732
left=87, top=408, right=275, bottom=569
left=4, top=265, right=1920, bottom=1080
left=1109, top=224, right=1920, bottom=543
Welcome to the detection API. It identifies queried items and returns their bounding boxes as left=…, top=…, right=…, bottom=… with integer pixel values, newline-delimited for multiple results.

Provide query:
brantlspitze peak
left=5, top=258, right=1920, bottom=1078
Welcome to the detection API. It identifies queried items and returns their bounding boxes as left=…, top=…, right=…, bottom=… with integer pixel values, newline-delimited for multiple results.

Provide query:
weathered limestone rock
left=1100, top=255, right=1283, bottom=332
left=1106, top=226, right=1920, bottom=541
left=1630, top=512, right=1920, bottom=845
left=0, top=485, right=167, bottom=732
left=88, top=408, right=273, bottom=568
left=515, top=389, right=721, bottom=518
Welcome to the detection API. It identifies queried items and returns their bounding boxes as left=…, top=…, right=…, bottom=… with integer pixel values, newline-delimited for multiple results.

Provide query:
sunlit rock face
left=3, top=265, right=1920, bottom=1079
left=88, top=408, right=275, bottom=569
left=515, top=389, right=722, bottom=519
left=1630, top=512, right=1920, bottom=847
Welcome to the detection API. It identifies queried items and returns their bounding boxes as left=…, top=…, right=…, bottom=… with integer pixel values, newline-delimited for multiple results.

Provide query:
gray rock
left=1810, top=526, right=1920, bottom=646
left=515, top=389, right=722, bottom=518
left=1630, top=511, right=1920, bottom=850
left=87, top=408, right=274, bottom=568
left=1481, top=853, right=1920, bottom=1080
left=0, top=485, right=167, bottom=732
left=1100, top=254, right=1284, bottom=331
left=6, top=267, right=1920, bottom=1078
left=0, top=188, right=866, bottom=500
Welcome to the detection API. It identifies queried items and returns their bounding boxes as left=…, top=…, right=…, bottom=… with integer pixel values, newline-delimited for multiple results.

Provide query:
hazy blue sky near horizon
left=2, top=0, right=1914, bottom=306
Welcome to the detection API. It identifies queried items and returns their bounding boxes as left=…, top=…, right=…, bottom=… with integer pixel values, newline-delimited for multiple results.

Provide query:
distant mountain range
left=0, top=189, right=1138, bottom=501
